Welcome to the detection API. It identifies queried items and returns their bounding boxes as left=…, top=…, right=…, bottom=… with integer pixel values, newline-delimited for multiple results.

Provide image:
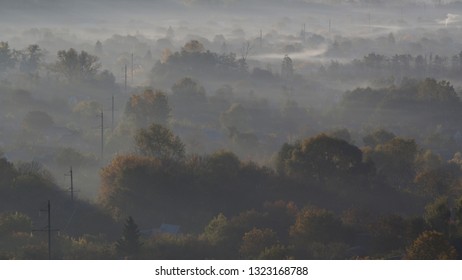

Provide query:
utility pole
left=124, top=64, right=127, bottom=93
left=101, top=111, right=104, bottom=161
left=111, top=95, right=114, bottom=132
left=259, top=29, right=263, bottom=48
left=69, top=167, right=74, bottom=201
left=65, top=167, right=77, bottom=201
left=66, top=166, right=74, bottom=201
left=131, top=53, right=134, bottom=85
left=33, top=200, right=59, bottom=260
left=47, top=200, right=51, bottom=259
left=368, top=12, right=371, bottom=32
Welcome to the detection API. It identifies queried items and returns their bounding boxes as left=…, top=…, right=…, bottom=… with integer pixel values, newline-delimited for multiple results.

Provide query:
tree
left=94, top=40, right=103, bottom=57
left=0, top=41, right=16, bottom=73
left=416, top=78, right=459, bottom=102
left=0, top=157, right=17, bottom=189
left=19, top=44, right=43, bottom=75
left=125, top=89, right=171, bottom=127
left=22, top=111, right=54, bottom=131
left=54, top=48, right=101, bottom=82
left=290, top=207, right=346, bottom=245
left=424, top=197, right=451, bottom=234
left=202, top=213, right=229, bottom=245
left=364, top=137, right=417, bottom=189
left=220, top=103, right=252, bottom=132
left=0, top=212, right=32, bottom=236
left=182, top=40, right=205, bottom=53
left=202, top=151, right=240, bottom=191
left=239, top=228, right=278, bottom=259
left=98, top=154, right=163, bottom=220
left=171, top=77, right=207, bottom=103
left=362, top=129, right=396, bottom=147
left=405, top=231, right=457, bottom=260
left=170, top=77, right=208, bottom=120
left=116, top=216, right=143, bottom=259
left=72, top=100, right=102, bottom=119
left=281, top=54, right=294, bottom=81
left=278, top=134, right=364, bottom=183
left=134, top=124, right=185, bottom=161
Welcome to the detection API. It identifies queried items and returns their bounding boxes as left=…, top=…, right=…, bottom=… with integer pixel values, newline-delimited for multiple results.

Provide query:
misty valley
left=1, top=0, right=462, bottom=260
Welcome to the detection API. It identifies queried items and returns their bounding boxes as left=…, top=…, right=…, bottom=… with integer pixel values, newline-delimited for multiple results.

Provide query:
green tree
left=171, top=77, right=207, bottom=103
left=125, top=89, right=171, bottom=127
left=170, top=77, right=208, bottom=121
left=0, top=157, right=17, bottom=189
left=220, top=103, right=252, bottom=132
left=182, top=40, right=205, bottom=53
left=362, top=129, right=396, bottom=147
left=289, top=207, right=346, bottom=245
left=22, top=111, right=54, bottom=131
left=98, top=154, right=162, bottom=219
left=364, top=137, right=417, bottom=189
left=72, top=100, right=102, bottom=119
left=414, top=168, right=453, bottom=197
left=0, top=212, right=32, bottom=236
left=454, top=196, right=462, bottom=227
left=116, top=216, right=143, bottom=259
left=0, top=41, right=16, bottom=73
left=239, top=228, right=278, bottom=259
left=281, top=54, right=294, bottom=81
left=406, top=231, right=457, bottom=259
left=417, top=78, right=458, bottom=102
left=278, top=134, right=364, bottom=183
left=202, top=213, right=229, bottom=245
left=19, top=44, right=43, bottom=75
left=424, top=196, right=451, bottom=234
left=134, top=124, right=185, bottom=161
left=54, top=48, right=101, bottom=82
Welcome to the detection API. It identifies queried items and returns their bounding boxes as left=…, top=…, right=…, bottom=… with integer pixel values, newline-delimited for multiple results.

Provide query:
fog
left=2, top=0, right=462, bottom=260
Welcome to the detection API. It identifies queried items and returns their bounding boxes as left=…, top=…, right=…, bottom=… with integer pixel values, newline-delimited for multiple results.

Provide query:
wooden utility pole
left=368, top=12, right=371, bottom=32
left=101, top=111, right=104, bottom=161
left=259, top=29, right=263, bottom=48
left=65, top=167, right=76, bottom=201
left=111, top=95, right=114, bottom=132
left=47, top=201, right=51, bottom=259
left=33, top=201, right=59, bottom=260
left=69, top=167, right=74, bottom=201
left=124, top=64, right=127, bottom=93
left=131, top=53, right=134, bottom=85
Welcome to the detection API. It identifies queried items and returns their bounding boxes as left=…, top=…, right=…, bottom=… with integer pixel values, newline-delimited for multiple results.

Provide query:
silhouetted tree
left=116, top=216, right=143, bottom=259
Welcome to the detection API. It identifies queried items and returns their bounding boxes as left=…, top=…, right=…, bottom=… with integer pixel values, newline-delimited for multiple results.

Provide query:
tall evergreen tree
left=116, top=216, right=143, bottom=259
